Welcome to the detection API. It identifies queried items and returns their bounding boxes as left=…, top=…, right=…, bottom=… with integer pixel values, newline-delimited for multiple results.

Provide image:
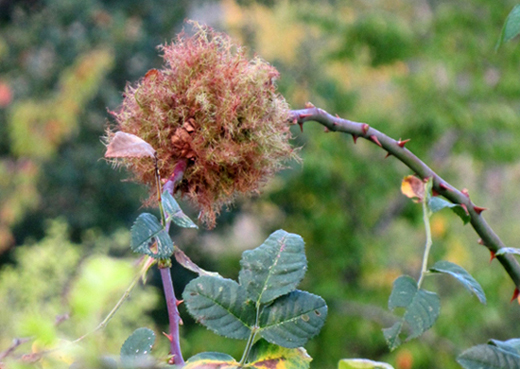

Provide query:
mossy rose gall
left=107, top=22, right=297, bottom=227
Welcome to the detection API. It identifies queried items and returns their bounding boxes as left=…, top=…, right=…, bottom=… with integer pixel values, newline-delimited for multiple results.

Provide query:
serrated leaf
left=339, top=358, right=395, bottom=369
left=120, top=328, right=155, bottom=367
left=130, top=213, right=173, bottom=259
left=258, top=290, right=327, bottom=348
left=239, top=230, right=307, bottom=305
left=457, top=342, right=520, bottom=369
left=162, top=191, right=198, bottom=229
left=496, top=248, right=520, bottom=257
left=386, top=276, right=440, bottom=342
left=182, top=276, right=255, bottom=340
left=184, top=352, right=240, bottom=369
left=248, top=339, right=311, bottom=369
left=497, top=5, right=520, bottom=50
left=105, top=131, right=156, bottom=158
left=429, top=261, right=486, bottom=304
left=428, top=197, right=470, bottom=224
left=382, top=321, right=402, bottom=352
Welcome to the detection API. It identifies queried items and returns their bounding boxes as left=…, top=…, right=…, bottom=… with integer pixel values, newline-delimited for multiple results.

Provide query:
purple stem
left=159, top=266, right=184, bottom=365
left=159, top=159, right=188, bottom=365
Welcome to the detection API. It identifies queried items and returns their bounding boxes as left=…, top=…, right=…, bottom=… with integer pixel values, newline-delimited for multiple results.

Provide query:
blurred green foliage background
left=2, top=0, right=520, bottom=368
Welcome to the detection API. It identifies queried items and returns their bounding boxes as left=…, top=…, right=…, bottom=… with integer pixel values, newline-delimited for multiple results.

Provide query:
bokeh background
left=2, top=0, right=520, bottom=368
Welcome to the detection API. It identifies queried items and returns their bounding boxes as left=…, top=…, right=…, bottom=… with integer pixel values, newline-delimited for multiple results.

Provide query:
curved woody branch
left=290, top=107, right=520, bottom=291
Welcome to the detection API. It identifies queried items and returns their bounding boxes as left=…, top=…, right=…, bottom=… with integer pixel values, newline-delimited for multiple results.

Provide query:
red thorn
left=168, top=357, right=176, bottom=365
left=179, top=318, right=184, bottom=326
left=397, top=138, right=410, bottom=148
left=439, top=183, right=450, bottom=191
left=332, top=121, right=338, bottom=126
left=460, top=203, right=469, bottom=215
left=292, top=118, right=298, bottom=125
left=305, top=102, right=315, bottom=108
left=298, top=122, right=304, bottom=133
left=423, top=176, right=431, bottom=183
left=176, top=299, right=184, bottom=307
left=473, top=206, right=487, bottom=215
left=162, top=332, right=173, bottom=342
left=385, top=152, right=392, bottom=159
left=511, top=287, right=520, bottom=303
left=336, top=114, right=340, bottom=118
left=489, top=250, right=496, bottom=262
left=461, top=188, right=470, bottom=198
left=432, top=189, right=440, bottom=197
left=478, top=238, right=485, bottom=245
left=361, top=123, right=370, bottom=135
left=370, top=135, right=382, bottom=147
left=352, top=135, right=358, bottom=144
left=324, top=127, right=330, bottom=133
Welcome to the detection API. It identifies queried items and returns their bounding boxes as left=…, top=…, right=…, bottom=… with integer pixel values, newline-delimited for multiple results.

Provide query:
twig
left=290, top=107, right=520, bottom=290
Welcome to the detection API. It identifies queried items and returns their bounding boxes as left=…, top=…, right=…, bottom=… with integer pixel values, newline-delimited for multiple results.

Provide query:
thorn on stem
left=489, top=250, right=496, bottom=262
left=298, top=122, right=304, bottom=133
left=439, top=183, right=450, bottom=191
left=352, top=135, right=358, bottom=144
left=362, top=123, right=370, bottom=135
left=432, top=189, right=440, bottom=196
left=473, top=206, right=487, bottom=215
left=369, top=135, right=382, bottom=147
left=305, top=102, right=315, bottom=108
left=324, top=127, right=330, bottom=133
left=478, top=238, right=485, bottom=245
left=511, top=287, right=520, bottom=303
left=461, top=188, right=470, bottom=198
left=460, top=203, right=469, bottom=215
left=162, top=332, right=173, bottom=342
left=176, top=299, right=184, bottom=307
left=397, top=138, right=410, bottom=148
left=385, top=152, right=392, bottom=159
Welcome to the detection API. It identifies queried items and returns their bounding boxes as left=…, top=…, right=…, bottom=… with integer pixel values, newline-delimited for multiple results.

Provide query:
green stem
left=417, top=194, right=433, bottom=288
left=290, top=107, right=520, bottom=290
left=239, top=304, right=261, bottom=366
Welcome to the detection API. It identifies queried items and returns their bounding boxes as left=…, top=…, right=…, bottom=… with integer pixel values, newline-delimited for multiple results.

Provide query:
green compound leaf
left=457, top=339, right=520, bottom=369
left=162, top=190, right=198, bottom=229
left=384, top=275, right=440, bottom=350
left=429, top=260, right=486, bottom=304
left=248, top=339, right=311, bottom=369
left=120, top=327, right=155, bottom=368
left=497, top=5, right=520, bottom=50
left=130, top=213, right=173, bottom=259
left=184, top=352, right=240, bottom=369
left=428, top=197, right=470, bottom=224
left=182, top=275, right=255, bottom=340
left=496, top=248, right=520, bottom=257
left=239, top=230, right=307, bottom=305
left=339, top=358, right=395, bottom=369
left=258, top=290, right=327, bottom=348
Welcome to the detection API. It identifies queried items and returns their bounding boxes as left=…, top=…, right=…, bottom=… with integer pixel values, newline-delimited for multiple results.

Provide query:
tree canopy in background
left=2, top=1, right=520, bottom=368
